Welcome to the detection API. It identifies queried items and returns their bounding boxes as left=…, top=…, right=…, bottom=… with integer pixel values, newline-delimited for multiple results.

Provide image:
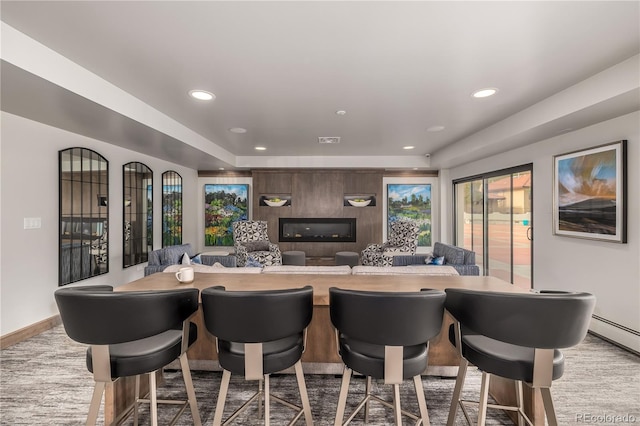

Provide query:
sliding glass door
left=454, top=165, right=533, bottom=289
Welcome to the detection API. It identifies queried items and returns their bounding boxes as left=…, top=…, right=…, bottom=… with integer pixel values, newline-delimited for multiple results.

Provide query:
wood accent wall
left=252, top=169, right=383, bottom=258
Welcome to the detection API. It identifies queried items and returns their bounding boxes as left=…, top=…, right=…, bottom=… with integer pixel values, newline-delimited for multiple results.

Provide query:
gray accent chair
left=330, top=287, right=446, bottom=425
left=444, top=288, right=596, bottom=426
left=201, top=285, right=314, bottom=425
left=392, top=242, right=480, bottom=275
left=54, top=285, right=202, bottom=426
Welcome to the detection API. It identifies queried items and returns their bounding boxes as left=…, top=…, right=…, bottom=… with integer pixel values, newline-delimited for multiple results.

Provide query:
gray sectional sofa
left=144, top=243, right=236, bottom=276
left=392, top=242, right=480, bottom=276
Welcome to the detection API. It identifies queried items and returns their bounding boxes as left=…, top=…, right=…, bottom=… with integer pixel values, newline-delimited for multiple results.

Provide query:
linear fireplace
left=279, top=218, right=356, bottom=242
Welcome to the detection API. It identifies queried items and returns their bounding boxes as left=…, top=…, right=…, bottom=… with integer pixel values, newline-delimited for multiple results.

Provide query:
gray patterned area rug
left=1, top=326, right=638, bottom=425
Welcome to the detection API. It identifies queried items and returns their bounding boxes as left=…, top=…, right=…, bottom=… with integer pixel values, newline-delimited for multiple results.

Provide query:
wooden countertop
left=117, top=272, right=526, bottom=305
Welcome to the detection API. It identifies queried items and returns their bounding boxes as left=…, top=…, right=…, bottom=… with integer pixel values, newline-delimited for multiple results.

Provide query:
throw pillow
left=423, top=254, right=434, bottom=265
left=243, top=241, right=270, bottom=252
left=181, top=252, right=202, bottom=265
left=428, top=256, right=445, bottom=265
left=245, top=256, right=263, bottom=267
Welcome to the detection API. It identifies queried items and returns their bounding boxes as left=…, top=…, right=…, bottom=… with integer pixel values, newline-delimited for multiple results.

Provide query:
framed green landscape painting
left=387, top=184, right=432, bottom=247
left=204, top=184, right=248, bottom=246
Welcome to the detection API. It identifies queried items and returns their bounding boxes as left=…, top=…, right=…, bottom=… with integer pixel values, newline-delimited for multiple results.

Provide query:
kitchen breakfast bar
left=108, top=272, right=544, bottom=425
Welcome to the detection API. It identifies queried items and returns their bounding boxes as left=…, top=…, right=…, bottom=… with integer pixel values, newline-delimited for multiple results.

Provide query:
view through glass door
left=454, top=165, right=532, bottom=289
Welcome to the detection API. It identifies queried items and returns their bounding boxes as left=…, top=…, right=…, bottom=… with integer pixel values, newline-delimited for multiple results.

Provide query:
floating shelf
left=259, top=194, right=291, bottom=207
left=343, top=195, right=376, bottom=207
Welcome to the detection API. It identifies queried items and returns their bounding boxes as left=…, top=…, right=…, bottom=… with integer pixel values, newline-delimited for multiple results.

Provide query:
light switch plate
left=24, top=217, right=42, bottom=229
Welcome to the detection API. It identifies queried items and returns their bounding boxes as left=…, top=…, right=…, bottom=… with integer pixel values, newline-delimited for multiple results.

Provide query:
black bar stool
left=201, top=285, right=314, bottom=426
left=54, top=285, right=201, bottom=425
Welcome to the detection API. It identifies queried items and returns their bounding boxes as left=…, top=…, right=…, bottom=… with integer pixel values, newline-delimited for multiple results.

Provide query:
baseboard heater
left=590, top=314, right=640, bottom=355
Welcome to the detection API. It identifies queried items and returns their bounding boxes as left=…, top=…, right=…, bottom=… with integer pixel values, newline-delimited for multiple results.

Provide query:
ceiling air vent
left=318, top=137, right=341, bottom=144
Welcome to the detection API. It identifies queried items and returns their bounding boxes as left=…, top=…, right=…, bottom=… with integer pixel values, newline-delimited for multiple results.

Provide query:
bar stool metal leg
left=213, top=370, right=231, bottom=426
left=414, top=375, right=431, bottom=426
left=179, top=353, right=202, bottom=426
left=477, top=372, right=491, bottom=426
left=334, top=366, right=352, bottom=426
left=447, top=358, right=469, bottom=426
left=294, top=361, right=314, bottom=426
left=149, top=371, right=158, bottom=426
left=392, top=384, right=402, bottom=425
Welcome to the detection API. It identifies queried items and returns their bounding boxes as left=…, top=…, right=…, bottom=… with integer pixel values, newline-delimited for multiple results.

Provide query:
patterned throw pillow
left=243, top=241, right=270, bottom=252
left=428, top=256, right=445, bottom=265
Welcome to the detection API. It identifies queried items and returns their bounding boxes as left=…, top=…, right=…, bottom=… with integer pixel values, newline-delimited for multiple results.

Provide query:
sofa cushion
left=262, top=265, right=352, bottom=275
left=163, top=264, right=261, bottom=274
left=352, top=265, right=459, bottom=276
left=201, top=255, right=237, bottom=268
left=462, top=248, right=476, bottom=265
left=159, top=244, right=193, bottom=265
left=148, top=249, right=162, bottom=266
left=433, top=242, right=464, bottom=265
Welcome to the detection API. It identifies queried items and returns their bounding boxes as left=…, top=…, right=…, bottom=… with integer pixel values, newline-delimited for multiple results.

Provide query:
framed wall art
left=553, top=140, right=627, bottom=243
left=387, top=183, right=432, bottom=247
left=204, top=184, right=249, bottom=246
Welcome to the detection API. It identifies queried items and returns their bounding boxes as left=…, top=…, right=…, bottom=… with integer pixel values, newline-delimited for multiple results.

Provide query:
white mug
left=175, top=266, right=194, bottom=283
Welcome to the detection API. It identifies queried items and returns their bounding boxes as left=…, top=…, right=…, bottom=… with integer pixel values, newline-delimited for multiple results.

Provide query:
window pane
left=487, top=175, right=512, bottom=283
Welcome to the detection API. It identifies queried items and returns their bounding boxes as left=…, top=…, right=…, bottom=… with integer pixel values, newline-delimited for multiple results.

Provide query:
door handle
left=527, top=227, right=533, bottom=241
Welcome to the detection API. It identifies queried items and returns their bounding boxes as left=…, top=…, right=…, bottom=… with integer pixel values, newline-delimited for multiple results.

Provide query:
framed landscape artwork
left=553, top=140, right=627, bottom=243
left=204, top=184, right=249, bottom=246
left=387, top=184, right=432, bottom=247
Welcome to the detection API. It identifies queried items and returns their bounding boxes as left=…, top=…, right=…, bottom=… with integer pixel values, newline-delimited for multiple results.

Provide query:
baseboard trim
left=0, top=315, right=61, bottom=350
left=590, top=315, right=640, bottom=355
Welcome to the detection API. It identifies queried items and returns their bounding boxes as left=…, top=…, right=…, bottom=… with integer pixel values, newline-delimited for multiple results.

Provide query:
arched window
left=123, top=162, right=152, bottom=267
left=162, top=171, right=183, bottom=247
left=59, top=148, right=108, bottom=285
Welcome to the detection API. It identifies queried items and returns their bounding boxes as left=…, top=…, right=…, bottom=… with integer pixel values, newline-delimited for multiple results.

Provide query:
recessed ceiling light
left=427, top=125, right=445, bottom=132
left=472, top=88, right=498, bottom=98
left=403, top=146, right=415, bottom=150
left=254, top=146, right=267, bottom=151
left=219, top=167, right=225, bottom=171
left=229, top=127, right=247, bottom=134
left=189, top=90, right=215, bottom=101
left=335, top=110, right=347, bottom=116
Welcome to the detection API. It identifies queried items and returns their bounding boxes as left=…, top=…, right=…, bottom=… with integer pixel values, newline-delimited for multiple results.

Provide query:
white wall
left=446, top=111, right=640, bottom=351
left=0, top=112, right=199, bottom=336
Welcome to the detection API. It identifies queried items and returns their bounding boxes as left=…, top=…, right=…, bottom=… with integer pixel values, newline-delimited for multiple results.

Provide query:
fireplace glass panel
left=279, top=218, right=356, bottom=242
